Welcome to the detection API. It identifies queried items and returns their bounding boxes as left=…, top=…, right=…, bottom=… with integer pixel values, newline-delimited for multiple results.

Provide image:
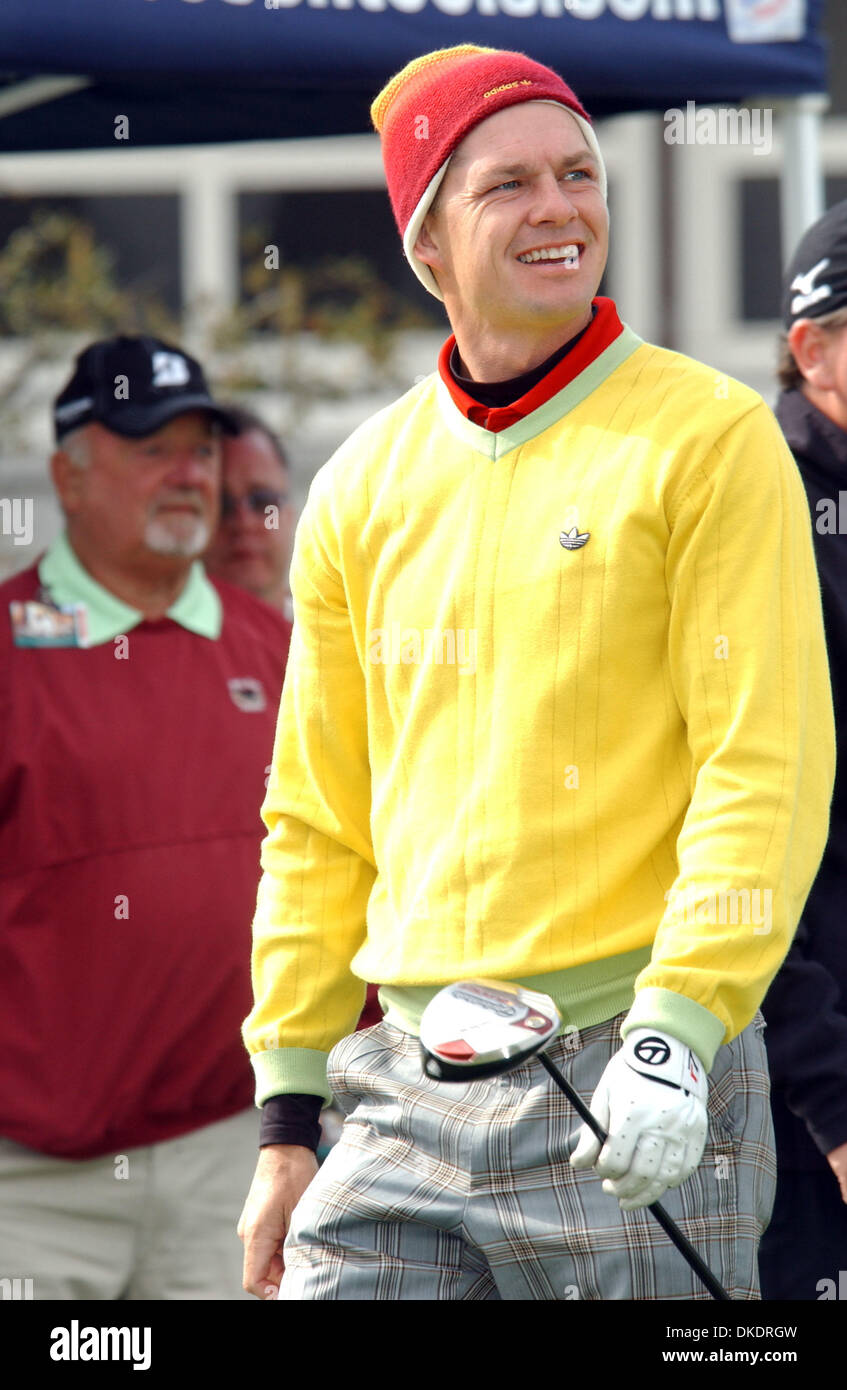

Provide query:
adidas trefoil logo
left=559, top=526, right=590, bottom=550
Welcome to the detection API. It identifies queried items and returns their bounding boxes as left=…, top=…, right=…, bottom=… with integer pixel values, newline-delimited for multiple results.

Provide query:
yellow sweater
left=244, top=322, right=835, bottom=1104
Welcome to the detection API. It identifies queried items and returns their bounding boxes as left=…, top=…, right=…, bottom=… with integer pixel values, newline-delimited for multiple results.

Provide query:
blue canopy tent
left=0, top=0, right=830, bottom=260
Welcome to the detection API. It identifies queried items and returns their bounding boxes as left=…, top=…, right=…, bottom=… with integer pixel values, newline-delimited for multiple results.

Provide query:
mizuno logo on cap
left=791, top=257, right=832, bottom=315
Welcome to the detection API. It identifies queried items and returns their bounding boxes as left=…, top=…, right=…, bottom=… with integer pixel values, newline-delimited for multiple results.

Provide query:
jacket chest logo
left=559, top=526, right=591, bottom=551
left=228, top=677, right=267, bottom=712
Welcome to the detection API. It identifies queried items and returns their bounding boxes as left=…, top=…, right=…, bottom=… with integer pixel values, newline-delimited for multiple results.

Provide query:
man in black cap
left=0, top=336, right=291, bottom=1298
left=759, top=202, right=847, bottom=1299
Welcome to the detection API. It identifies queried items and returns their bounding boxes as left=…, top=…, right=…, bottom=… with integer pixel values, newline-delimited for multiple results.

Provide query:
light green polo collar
left=38, top=532, right=222, bottom=647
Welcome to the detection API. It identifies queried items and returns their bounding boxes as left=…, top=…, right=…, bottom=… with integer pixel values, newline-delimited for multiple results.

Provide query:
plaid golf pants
left=278, top=1011, right=775, bottom=1300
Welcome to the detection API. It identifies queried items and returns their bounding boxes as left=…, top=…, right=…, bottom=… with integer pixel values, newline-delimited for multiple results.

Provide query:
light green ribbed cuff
left=250, top=1047, right=332, bottom=1107
left=621, top=988, right=726, bottom=1072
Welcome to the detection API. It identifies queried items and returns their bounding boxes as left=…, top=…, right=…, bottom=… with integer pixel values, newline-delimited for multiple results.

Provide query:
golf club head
left=420, top=980, right=561, bottom=1081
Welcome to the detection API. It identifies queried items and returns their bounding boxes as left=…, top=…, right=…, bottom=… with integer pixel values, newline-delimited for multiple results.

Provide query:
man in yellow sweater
left=238, top=46, right=834, bottom=1301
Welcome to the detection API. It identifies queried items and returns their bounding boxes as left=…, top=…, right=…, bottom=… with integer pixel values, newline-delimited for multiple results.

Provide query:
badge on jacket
left=10, top=599, right=89, bottom=648
left=227, top=677, right=267, bottom=712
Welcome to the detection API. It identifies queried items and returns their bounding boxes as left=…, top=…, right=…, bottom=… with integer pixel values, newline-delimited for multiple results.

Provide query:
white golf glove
left=569, top=1028, right=708, bottom=1210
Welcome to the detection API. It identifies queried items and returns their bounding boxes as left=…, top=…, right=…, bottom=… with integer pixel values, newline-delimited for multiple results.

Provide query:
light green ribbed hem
left=621, top=987, right=726, bottom=1072
left=379, top=945, right=654, bottom=1041
left=250, top=1047, right=333, bottom=1107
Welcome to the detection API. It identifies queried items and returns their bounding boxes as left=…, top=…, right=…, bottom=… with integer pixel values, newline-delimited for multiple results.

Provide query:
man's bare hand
left=826, top=1140, right=847, bottom=1204
left=238, top=1144, right=319, bottom=1299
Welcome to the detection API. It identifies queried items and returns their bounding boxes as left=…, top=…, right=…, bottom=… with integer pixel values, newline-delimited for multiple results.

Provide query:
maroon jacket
left=0, top=564, right=290, bottom=1158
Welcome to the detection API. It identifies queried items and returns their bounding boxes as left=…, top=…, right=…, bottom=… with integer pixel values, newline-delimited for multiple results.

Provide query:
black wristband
left=259, top=1093, right=323, bottom=1151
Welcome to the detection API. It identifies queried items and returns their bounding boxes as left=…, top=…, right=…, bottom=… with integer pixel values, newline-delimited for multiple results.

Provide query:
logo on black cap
left=789, top=257, right=832, bottom=318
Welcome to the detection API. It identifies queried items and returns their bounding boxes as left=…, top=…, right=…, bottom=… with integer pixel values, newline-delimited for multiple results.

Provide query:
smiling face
left=414, top=102, right=609, bottom=379
left=52, top=412, right=222, bottom=576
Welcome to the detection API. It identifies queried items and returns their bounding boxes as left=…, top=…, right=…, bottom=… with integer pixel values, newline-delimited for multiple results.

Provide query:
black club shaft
left=537, top=1052, right=732, bottom=1302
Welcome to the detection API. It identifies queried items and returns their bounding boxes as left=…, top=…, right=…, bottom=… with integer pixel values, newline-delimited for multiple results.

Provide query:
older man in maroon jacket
left=0, top=336, right=290, bottom=1299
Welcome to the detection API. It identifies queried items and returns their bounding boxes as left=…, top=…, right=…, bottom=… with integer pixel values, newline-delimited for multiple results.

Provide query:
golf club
left=420, top=979, right=731, bottom=1302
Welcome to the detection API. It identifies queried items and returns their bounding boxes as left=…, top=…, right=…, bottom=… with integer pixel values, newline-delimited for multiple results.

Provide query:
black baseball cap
left=53, top=335, right=240, bottom=443
left=782, top=200, right=847, bottom=329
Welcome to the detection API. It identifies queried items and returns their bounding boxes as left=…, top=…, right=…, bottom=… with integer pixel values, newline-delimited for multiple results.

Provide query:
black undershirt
left=449, top=305, right=596, bottom=408
left=260, top=309, right=598, bottom=1151
left=260, top=1091, right=323, bottom=1150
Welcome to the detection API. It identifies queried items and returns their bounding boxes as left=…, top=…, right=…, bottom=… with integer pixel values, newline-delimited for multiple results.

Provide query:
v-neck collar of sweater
left=437, top=296, right=624, bottom=434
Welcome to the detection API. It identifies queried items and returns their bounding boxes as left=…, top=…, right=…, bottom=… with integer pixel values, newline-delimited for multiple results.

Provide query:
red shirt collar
left=437, top=297, right=624, bottom=434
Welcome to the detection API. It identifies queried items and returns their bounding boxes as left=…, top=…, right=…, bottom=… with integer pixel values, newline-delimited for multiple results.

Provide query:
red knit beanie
left=371, top=45, right=607, bottom=301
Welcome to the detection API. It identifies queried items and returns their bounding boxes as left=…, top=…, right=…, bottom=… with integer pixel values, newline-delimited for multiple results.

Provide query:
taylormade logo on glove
left=570, top=1028, right=708, bottom=1211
